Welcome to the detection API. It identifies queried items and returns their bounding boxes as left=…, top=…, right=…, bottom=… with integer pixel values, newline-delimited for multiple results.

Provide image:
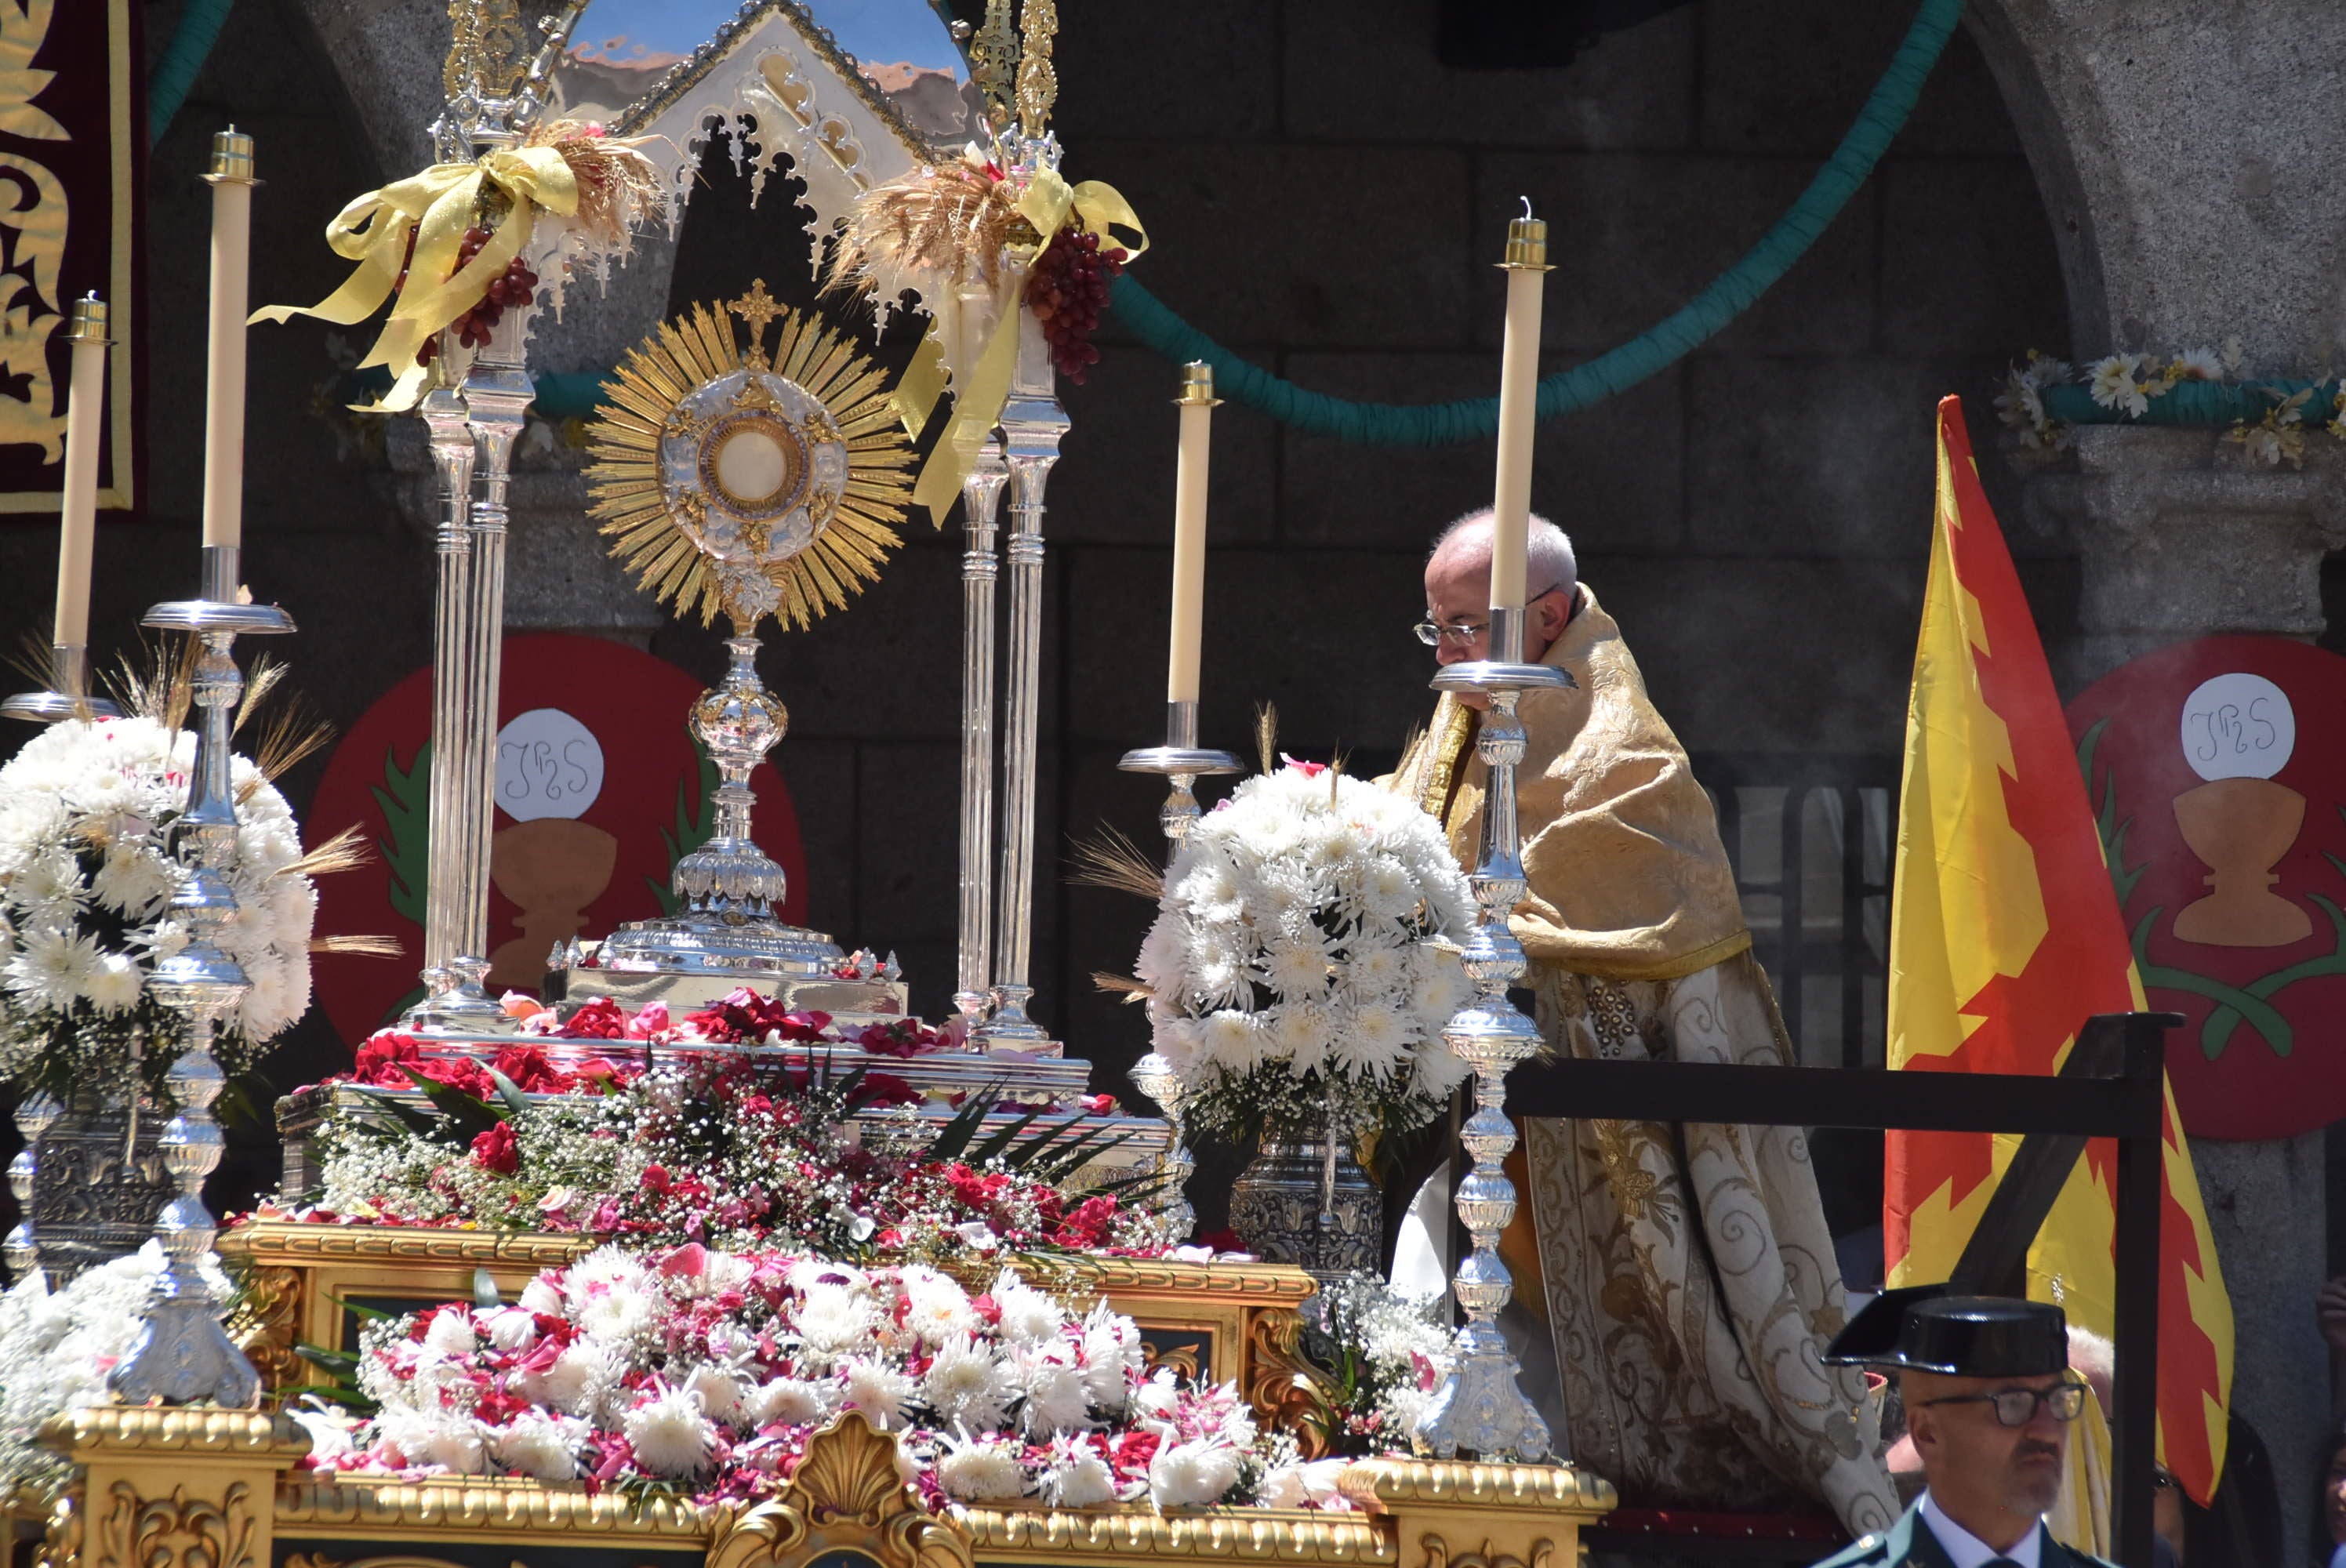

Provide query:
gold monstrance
left=579, top=282, right=915, bottom=991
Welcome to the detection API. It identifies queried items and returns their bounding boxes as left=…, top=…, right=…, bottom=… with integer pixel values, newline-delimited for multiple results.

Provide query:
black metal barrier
left=1489, top=1011, right=2175, bottom=1566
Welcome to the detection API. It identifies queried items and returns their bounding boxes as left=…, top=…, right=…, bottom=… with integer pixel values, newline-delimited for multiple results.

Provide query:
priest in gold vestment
left=1389, top=511, right=1896, bottom=1534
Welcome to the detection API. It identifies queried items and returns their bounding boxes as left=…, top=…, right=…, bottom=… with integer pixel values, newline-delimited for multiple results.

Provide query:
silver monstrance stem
left=955, top=427, right=1008, bottom=1030
left=975, top=247, right=1061, bottom=1046
left=113, top=544, right=289, bottom=1406
left=1414, top=601, right=1567, bottom=1462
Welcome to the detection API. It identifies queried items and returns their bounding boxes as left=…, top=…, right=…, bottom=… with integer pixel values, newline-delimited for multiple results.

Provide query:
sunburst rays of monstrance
left=587, top=280, right=918, bottom=632
left=580, top=284, right=921, bottom=976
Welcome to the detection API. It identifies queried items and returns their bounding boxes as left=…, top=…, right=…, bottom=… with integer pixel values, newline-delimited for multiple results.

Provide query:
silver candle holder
left=110, top=543, right=289, bottom=1407
left=1119, top=698, right=1240, bottom=1235
left=2, top=644, right=120, bottom=724
left=1413, top=601, right=1568, bottom=1462
left=407, top=5, right=583, bottom=1033
left=954, top=429, right=1009, bottom=1032
left=973, top=234, right=1062, bottom=1049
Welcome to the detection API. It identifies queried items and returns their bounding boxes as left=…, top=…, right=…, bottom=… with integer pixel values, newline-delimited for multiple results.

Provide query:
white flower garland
left=1136, top=765, right=1474, bottom=1142
left=0, top=717, right=314, bottom=1089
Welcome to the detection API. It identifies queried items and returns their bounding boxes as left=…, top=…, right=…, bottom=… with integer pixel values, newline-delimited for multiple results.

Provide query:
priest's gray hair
left=1430, top=508, right=1578, bottom=601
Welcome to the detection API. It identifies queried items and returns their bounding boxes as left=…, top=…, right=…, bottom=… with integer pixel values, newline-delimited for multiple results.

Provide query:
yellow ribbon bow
left=907, top=172, right=1148, bottom=518
left=252, top=145, right=579, bottom=413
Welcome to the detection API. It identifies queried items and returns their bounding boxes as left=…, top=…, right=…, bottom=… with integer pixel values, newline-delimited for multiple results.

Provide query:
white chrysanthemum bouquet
left=323, top=1245, right=1279, bottom=1508
left=1135, top=760, right=1476, bottom=1145
left=0, top=713, right=319, bottom=1097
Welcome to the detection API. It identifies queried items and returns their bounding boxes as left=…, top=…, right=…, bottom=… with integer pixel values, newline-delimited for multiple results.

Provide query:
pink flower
left=1280, top=753, right=1327, bottom=778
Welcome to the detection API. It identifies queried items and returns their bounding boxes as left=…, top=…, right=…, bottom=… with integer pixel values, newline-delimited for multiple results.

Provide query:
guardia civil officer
left=1810, top=1290, right=2115, bottom=1568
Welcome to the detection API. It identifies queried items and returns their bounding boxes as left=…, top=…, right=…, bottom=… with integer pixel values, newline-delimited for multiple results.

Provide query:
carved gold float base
left=33, top=1407, right=1615, bottom=1568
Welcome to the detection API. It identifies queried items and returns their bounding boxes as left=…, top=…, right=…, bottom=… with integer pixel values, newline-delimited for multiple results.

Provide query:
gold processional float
left=0, top=4, right=1618, bottom=1567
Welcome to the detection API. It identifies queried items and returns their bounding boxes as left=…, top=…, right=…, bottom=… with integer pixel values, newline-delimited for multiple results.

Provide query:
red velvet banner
left=0, top=0, right=144, bottom=517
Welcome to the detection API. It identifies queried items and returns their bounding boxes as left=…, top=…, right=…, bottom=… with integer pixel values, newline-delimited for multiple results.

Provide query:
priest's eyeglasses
left=1414, top=584, right=1566, bottom=645
left=1414, top=617, right=1487, bottom=646
left=1916, top=1380, right=2087, bottom=1427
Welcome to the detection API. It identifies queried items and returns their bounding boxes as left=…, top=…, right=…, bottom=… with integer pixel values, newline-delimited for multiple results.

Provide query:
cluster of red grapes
left=401, top=223, right=539, bottom=366
left=1027, top=224, right=1125, bottom=383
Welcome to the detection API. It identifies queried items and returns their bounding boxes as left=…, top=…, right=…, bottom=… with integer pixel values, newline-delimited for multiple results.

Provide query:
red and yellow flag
left=1884, top=397, right=2233, bottom=1503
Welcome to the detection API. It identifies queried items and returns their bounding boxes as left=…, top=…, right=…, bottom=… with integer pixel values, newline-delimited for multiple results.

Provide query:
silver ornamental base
left=111, top=547, right=284, bottom=1408
left=596, top=628, right=847, bottom=980
left=1413, top=608, right=1571, bottom=1462
left=5, top=1088, right=170, bottom=1283
left=1227, top=1137, right=1382, bottom=1281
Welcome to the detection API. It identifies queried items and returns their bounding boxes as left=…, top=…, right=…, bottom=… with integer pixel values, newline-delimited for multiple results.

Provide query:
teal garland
left=147, top=0, right=239, bottom=147
left=2040, top=379, right=2343, bottom=428
left=1099, top=0, right=1966, bottom=445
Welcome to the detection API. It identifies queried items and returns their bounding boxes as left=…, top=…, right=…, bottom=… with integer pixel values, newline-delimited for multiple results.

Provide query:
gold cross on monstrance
left=729, top=279, right=784, bottom=367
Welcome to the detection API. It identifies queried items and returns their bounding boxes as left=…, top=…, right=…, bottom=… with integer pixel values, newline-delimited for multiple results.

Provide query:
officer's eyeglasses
left=1916, top=1380, right=2087, bottom=1427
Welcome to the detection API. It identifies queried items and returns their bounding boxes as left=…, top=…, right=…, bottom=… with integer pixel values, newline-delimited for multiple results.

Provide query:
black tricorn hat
left=1823, top=1287, right=2068, bottom=1377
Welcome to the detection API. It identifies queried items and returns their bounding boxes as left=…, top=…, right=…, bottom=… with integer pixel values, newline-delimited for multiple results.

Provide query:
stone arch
left=1959, top=0, right=2346, bottom=368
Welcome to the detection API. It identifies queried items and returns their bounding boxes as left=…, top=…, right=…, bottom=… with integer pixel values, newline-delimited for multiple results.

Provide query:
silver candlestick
left=975, top=238, right=1061, bottom=1047
left=408, top=6, right=582, bottom=1031
left=1119, top=698, right=1240, bottom=1235
left=2, top=644, right=121, bottom=724
left=2, top=1092, right=60, bottom=1280
left=410, top=367, right=475, bottom=1015
left=1117, top=699, right=1241, bottom=849
left=111, top=544, right=289, bottom=1407
left=1414, top=601, right=1568, bottom=1462
left=954, top=428, right=1008, bottom=1032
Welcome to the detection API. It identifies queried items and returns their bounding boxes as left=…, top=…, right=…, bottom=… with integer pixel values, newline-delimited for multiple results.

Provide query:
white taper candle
left=53, top=296, right=110, bottom=648
left=1167, top=361, right=1218, bottom=705
left=201, top=128, right=256, bottom=551
left=1488, top=208, right=1550, bottom=612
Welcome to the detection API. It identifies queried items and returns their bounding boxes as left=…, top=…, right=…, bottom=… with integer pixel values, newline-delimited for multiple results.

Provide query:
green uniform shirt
left=1810, top=1501, right=2119, bottom=1568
